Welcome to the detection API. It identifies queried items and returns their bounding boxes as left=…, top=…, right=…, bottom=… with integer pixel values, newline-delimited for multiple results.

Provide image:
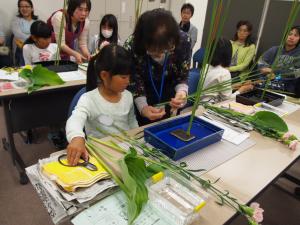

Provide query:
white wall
left=0, top=0, right=64, bottom=37
left=186, top=0, right=208, bottom=53
left=0, top=0, right=208, bottom=50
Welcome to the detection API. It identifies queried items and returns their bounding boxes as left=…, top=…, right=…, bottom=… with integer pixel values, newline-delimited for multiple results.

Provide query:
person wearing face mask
left=124, top=8, right=191, bottom=125
left=90, top=14, right=121, bottom=55
left=47, top=0, right=91, bottom=64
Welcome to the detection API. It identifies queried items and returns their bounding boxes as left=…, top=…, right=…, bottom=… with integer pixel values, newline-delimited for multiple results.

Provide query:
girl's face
left=181, top=8, right=192, bottom=23
left=101, top=23, right=113, bottom=38
left=102, top=73, right=130, bottom=93
left=72, top=3, right=89, bottom=23
left=19, top=1, right=33, bottom=19
left=286, top=29, right=300, bottom=48
left=237, top=25, right=250, bottom=42
left=33, top=36, right=51, bottom=49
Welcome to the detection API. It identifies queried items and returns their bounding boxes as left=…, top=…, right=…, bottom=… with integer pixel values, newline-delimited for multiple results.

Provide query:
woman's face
left=72, top=3, right=89, bottom=23
left=286, top=28, right=300, bottom=48
left=18, top=1, right=33, bottom=19
left=237, top=25, right=250, bottom=42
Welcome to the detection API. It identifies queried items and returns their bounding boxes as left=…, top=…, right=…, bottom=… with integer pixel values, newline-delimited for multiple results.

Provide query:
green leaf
left=118, top=147, right=151, bottom=224
left=19, top=68, right=32, bottom=79
left=31, top=65, right=65, bottom=86
left=249, top=111, right=288, bottom=133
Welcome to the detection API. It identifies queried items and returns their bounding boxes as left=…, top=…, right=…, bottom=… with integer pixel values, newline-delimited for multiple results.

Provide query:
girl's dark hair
left=210, top=38, right=232, bottom=67
left=24, top=20, right=52, bottom=45
left=181, top=3, right=194, bottom=16
left=133, top=8, right=180, bottom=55
left=17, top=0, right=38, bottom=20
left=86, top=44, right=132, bottom=91
left=98, top=14, right=118, bottom=49
left=233, top=20, right=255, bottom=47
left=67, top=0, right=91, bottom=18
left=289, top=25, right=300, bottom=47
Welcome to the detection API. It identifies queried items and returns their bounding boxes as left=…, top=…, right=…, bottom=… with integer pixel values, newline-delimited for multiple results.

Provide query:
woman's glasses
left=19, top=5, right=32, bottom=9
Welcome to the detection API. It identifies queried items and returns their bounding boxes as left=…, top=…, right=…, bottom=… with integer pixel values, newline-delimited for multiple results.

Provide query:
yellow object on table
left=42, top=155, right=110, bottom=192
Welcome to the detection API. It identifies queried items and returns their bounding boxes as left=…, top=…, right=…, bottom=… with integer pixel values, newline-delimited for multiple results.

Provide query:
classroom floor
left=0, top=106, right=299, bottom=225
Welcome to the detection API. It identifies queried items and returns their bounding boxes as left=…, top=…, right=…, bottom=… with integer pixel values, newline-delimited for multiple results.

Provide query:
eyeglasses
left=19, top=5, right=32, bottom=9
left=146, top=45, right=175, bottom=56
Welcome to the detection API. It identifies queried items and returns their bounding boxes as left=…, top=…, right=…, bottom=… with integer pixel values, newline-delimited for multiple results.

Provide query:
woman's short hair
left=67, top=0, right=91, bottom=17
left=210, top=38, right=232, bottom=67
left=233, top=20, right=255, bottom=47
left=17, top=0, right=38, bottom=20
left=133, top=8, right=180, bottom=55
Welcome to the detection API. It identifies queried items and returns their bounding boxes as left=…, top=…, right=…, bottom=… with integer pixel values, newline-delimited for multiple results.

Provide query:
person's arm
left=78, top=19, right=90, bottom=60
left=11, top=17, right=30, bottom=41
left=128, top=94, right=139, bottom=129
left=51, top=11, right=86, bottom=63
left=22, top=44, right=32, bottom=65
left=170, top=32, right=191, bottom=110
left=257, top=46, right=278, bottom=73
left=189, top=25, right=198, bottom=50
left=0, top=37, right=4, bottom=46
left=66, top=94, right=90, bottom=165
left=219, top=70, right=233, bottom=99
left=229, top=44, right=256, bottom=72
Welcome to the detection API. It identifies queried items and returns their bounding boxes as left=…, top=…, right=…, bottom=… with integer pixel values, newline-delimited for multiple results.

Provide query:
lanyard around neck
left=147, top=54, right=168, bottom=103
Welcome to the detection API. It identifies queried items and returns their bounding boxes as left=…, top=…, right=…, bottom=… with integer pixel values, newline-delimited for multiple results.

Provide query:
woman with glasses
left=47, top=0, right=91, bottom=64
left=229, top=20, right=256, bottom=78
left=124, top=8, right=191, bottom=125
left=11, top=0, right=38, bottom=66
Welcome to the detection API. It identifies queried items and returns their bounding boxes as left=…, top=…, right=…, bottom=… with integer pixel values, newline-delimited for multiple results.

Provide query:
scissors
left=58, top=154, right=98, bottom=171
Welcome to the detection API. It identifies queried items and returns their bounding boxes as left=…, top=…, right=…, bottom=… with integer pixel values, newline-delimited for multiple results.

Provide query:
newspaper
left=26, top=160, right=117, bottom=224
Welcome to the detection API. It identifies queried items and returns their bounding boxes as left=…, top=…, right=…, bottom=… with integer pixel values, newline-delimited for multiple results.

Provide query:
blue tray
left=144, top=115, right=224, bottom=160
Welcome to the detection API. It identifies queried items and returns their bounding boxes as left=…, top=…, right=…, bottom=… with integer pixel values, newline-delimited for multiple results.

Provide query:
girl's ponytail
left=86, top=55, right=99, bottom=92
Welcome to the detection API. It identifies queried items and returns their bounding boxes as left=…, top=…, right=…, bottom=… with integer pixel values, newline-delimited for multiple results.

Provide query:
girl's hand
left=67, top=137, right=89, bottom=166
left=141, top=105, right=166, bottom=121
left=100, top=41, right=110, bottom=50
left=170, top=91, right=187, bottom=110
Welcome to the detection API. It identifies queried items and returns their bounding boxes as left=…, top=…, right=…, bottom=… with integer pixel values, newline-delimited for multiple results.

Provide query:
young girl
left=90, top=14, right=120, bottom=54
left=202, top=38, right=253, bottom=102
left=22, top=20, right=58, bottom=65
left=66, top=44, right=138, bottom=165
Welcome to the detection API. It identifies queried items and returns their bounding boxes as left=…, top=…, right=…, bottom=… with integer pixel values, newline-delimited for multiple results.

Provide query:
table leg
left=2, top=99, right=29, bottom=185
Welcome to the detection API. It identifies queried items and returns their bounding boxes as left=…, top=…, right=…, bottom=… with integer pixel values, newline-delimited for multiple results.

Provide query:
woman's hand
left=67, top=137, right=89, bottom=166
left=238, top=83, right=254, bottom=94
left=260, top=67, right=273, bottom=74
left=74, top=52, right=87, bottom=64
left=170, top=91, right=187, bottom=110
left=141, top=105, right=166, bottom=121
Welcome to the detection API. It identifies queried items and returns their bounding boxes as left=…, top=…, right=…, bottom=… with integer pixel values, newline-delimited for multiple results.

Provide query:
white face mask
left=149, top=53, right=166, bottom=65
left=101, top=29, right=113, bottom=39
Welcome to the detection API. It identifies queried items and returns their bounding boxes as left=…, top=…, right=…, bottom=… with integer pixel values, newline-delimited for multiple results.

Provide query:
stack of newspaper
left=26, top=151, right=118, bottom=224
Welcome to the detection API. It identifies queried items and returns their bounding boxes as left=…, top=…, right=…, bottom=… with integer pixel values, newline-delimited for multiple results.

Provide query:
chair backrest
left=192, top=48, right=205, bottom=69
left=188, top=70, right=200, bottom=95
left=68, top=87, right=86, bottom=117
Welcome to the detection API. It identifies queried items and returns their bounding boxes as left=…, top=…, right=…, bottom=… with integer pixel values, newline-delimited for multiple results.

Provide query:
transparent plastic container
left=147, top=171, right=209, bottom=225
